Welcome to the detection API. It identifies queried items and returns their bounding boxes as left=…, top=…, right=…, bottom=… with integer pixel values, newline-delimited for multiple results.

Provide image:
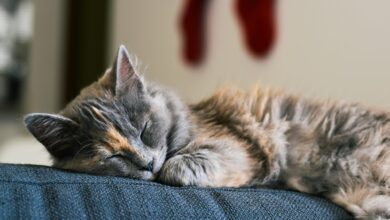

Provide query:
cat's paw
left=157, top=154, right=210, bottom=186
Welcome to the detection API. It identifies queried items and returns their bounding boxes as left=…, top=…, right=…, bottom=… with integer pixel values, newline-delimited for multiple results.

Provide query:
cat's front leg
left=157, top=151, right=212, bottom=187
left=157, top=139, right=255, bottom=187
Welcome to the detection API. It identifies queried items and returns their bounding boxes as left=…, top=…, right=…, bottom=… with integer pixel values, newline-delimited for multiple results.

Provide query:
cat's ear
left=110, top=45, right=145, bottom=97
left=24, top=113, right=80, bottom=159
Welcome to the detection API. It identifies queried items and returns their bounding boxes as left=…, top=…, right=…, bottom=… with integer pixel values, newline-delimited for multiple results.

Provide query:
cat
left=24, top=45, right=390, bottom=219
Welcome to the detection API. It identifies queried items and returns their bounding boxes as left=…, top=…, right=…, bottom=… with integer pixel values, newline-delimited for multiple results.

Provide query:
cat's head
left=24, top=45, right=172, bottom=180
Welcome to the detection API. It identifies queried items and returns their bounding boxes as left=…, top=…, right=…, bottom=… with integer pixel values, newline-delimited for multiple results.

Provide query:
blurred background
left=0, top=0, right=390, bottom=165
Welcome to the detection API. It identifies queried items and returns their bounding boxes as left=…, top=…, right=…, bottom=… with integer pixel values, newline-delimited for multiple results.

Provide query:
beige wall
left=111, top=0, right=390, bottom=108
left=24, top=0, right=66, bottom=113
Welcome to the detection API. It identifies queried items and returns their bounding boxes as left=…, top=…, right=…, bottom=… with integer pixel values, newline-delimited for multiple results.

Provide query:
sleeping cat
left=25, top=45, right=390, bottom=219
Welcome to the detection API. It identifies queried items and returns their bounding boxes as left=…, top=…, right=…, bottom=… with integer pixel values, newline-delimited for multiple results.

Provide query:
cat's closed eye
left=105, top=152, right=137, bottom=162
left=105, top=152, right=154, bottom=173
left=140, top=120, right=151, bottom=145
left=105, top=153, right=123, bottom=160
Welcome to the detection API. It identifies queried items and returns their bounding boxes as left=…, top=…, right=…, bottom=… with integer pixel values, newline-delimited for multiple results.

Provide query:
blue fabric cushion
left=0, top=164, right=352, bottom=219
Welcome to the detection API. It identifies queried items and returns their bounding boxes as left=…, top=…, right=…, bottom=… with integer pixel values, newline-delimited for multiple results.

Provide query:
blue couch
left=0, top=163, right=352, bottom=219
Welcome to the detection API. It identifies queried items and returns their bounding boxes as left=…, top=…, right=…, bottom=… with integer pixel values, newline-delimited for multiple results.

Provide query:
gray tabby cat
left=25, top=45, right=390, bottom=219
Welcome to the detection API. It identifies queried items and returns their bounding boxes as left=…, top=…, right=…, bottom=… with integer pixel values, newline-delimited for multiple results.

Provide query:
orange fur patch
left=105, top=127, right=143, bottom=158
left=91, top=107, right=108, bottom=122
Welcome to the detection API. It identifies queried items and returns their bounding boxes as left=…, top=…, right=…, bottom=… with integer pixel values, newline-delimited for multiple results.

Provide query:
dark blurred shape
left=0, top=0, right=32, bottom=110
left=235, top=0, right=276, bottom=58
left=64, top=0, right=111, bottom=104
left=179, top=0, right=277, bottom=67
left=179, top=0, right=210, bottom=66
left=0, top=0, right=22, bottom=14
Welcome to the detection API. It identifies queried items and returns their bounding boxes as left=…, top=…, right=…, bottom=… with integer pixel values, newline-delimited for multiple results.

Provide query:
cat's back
left=191, top=85, right=390, bottom=135
left=191, top=86, right=390, bottom=192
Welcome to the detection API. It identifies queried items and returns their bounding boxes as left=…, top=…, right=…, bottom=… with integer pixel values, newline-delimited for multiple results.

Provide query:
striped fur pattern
left=25, top=46, right=390, bottom=219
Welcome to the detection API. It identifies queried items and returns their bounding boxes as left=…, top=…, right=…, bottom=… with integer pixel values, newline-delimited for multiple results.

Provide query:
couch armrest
left=0, top=164, right=352, bottom=219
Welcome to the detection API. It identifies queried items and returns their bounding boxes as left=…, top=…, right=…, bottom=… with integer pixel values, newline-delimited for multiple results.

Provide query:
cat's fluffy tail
left=360, top=195, right=390, bottom=220
left=345, top=195, right=390, bottom=220
left=330, top=187, right=390, bottom=220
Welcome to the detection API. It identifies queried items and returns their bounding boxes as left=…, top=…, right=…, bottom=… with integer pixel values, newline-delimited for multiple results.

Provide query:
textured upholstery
left=0, top=164, right=352, bottom=219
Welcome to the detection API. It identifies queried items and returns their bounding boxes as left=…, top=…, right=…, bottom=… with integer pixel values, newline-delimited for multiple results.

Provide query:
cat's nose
left=142, top=161, right=154, bottom=172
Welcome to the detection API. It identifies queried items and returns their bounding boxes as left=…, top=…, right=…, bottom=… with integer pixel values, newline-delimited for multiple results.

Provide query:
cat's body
left=189, top=87, right=390, bottom=218
left=25, top=46, right=390, bottom=219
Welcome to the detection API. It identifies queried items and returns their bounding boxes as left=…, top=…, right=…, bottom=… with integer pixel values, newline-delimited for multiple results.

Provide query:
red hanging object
left=179, top=0, right=210, bottom=66
left=179, top=0, right=276, bottom=66
left=235, top=0, right=276, bottom=58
